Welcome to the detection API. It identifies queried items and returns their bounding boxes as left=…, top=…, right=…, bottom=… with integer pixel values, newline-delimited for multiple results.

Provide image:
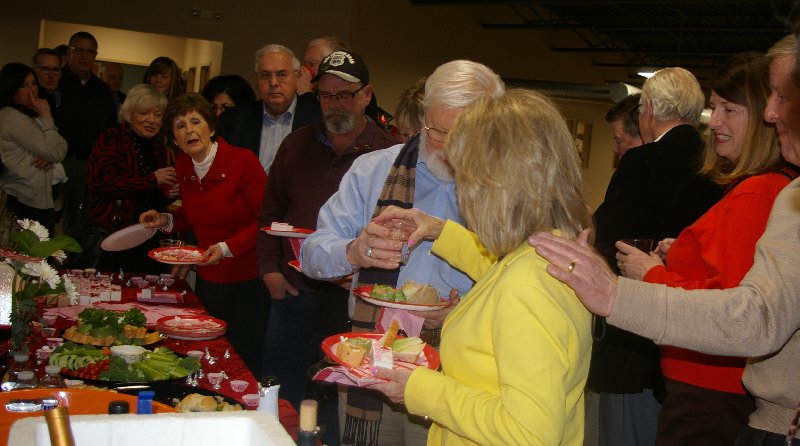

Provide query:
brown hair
left=700, top=52, right=784, bottom=184
left=164, top=93, right=216, bottom=142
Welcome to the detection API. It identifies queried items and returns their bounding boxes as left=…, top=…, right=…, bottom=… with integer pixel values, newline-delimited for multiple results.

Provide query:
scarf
left=341, top=134, right=419, bottom=446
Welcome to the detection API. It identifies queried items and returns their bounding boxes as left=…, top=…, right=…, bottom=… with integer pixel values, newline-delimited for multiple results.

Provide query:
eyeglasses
left=69, top=46, right=98, bottom=56
left=34, top=66, right=61, bottom=75
left=257, top=70, right=291, bottom=82
left=423, top=124, right=449, bottom=143
left=317, top=85, right=366, bottom=103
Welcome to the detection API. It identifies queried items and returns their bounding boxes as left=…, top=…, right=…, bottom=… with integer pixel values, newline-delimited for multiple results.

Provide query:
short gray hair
left=639, top=67, right=705, bottom=124
left=119, top=84, right=167, bottom=123
left=423, top=60, right=505, bottom=111
left=253, top=44, right=300, bottom=72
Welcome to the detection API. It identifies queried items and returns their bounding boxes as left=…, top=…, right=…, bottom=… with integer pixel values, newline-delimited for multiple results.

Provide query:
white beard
left=418, top=136, right=453, bottom=182
left=323, top=108, right=356, bottom=134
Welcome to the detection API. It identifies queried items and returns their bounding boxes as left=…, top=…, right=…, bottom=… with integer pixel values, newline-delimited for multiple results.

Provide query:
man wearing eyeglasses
left=217, top=44, right=321, bottom=173
left=256, top=51, right=398, bottom=441
left=32, top=48, right=62, bottom=106
left=301, top=60, right=505, bottom=446
left=53, top=31, right=117, bottom=238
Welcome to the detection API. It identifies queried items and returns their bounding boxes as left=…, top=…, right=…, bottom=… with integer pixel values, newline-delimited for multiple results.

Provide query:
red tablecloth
left=3, top=275, right=299, bottom=439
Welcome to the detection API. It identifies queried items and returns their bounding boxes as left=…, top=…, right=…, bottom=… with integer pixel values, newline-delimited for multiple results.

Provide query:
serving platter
left=101, top=223, right=157, bottom=251
left=321, top=332, right=440, bottom=378
left=353, top=285, right=449, bottom=311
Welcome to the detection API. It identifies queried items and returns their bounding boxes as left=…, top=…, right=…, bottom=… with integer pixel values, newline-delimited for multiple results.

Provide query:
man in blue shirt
left=301, top=60, right=505, bottom=446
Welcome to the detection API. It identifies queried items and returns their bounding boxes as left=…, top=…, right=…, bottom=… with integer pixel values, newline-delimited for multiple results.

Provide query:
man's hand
left=345, top=221, right=407, bottom=270
left=262, top=272, right=299, bottom=300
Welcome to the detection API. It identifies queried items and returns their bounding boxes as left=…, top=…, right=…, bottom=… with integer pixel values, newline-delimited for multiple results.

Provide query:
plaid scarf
left=341, top=135, right=419, bottom=446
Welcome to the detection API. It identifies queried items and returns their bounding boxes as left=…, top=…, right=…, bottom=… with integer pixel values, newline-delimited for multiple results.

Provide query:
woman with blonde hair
left=616, top=51, right=797, bottom=445
left=372, top=88, right=593, bottom=445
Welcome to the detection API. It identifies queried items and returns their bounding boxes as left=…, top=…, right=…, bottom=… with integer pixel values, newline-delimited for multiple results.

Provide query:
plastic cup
left=160, top=239, right=184, bottom=248
left=242, top=394, right=260, bottom=409
left=229, top=380, right=249, bottom=392
left=186, top=350, right=204, bottom=359
left=619, top=238, right=655, bottom=252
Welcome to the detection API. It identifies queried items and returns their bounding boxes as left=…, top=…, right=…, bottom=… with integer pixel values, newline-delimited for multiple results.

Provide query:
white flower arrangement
left=21, top=261, right=61, bottom=290
left=17, top=219, right=49, bottom=242
left=62, top=274, right=78, bottom=305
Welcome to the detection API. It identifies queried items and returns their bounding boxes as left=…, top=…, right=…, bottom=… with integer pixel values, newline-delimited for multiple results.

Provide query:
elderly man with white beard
left=300, top=60, right=505, bottom=446
left=256, top=50, right=399, bottom=423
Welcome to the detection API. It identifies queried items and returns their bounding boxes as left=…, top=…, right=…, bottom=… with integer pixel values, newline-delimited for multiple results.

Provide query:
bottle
left=44, top=406, right=76, bottom=446
left=40, top=365, right=66, bottom=388
left=1, top=353, right=31, bottom=391
left=296, top=399, right=319, bottom=446
left=108, top=400, right=130, bottom=414
left=15, top=370, right=38, bottom=389
left=257, top=376, right=280, bottom=418
left=136, top=390, right=155, bottom=414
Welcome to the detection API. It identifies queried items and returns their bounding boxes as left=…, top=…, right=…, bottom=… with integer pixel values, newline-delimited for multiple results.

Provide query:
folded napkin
left=377, top=308, right=425, bottom=337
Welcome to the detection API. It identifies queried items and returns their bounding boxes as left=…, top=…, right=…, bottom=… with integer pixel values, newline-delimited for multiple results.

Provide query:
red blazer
left=172, top=138, right=266, bottom=284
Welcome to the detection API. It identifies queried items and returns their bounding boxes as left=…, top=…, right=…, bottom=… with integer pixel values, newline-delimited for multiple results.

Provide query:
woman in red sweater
left=617, top=53, right=798, bottom=445
left=140, top=94, right=268, bottom=375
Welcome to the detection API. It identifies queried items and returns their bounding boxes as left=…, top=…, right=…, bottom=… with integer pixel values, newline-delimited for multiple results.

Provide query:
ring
left=366, top=247, right=373, bottom=258
left=567, top=261, right=576, bottom=272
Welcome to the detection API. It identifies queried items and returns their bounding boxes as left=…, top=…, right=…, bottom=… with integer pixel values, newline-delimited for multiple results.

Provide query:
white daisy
left=17, top=219, right=50, bottom=241
left=62, top=274, right=78, bottom=305
left=51, top=250, right=67, bottom=264
left=22, top=261, right=60, bottom=289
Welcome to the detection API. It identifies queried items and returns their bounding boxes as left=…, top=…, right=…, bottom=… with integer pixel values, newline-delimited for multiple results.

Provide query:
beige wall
left=2, top=0, right=621, bottom=209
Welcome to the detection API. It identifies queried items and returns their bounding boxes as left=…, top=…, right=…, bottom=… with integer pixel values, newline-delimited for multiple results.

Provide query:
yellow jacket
left=404, top=221, right=592, bottom=445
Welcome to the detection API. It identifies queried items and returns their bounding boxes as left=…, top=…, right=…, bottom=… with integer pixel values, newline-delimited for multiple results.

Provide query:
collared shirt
left=300, top=144, right=474, bottom=314
left=259, top=96, right=297, bottom=173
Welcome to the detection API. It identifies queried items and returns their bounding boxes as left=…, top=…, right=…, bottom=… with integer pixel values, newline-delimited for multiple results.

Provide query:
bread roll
left=400, top=280, right=441, bottom=305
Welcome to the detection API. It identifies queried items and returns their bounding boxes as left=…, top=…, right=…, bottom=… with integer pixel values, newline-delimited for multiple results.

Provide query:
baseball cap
left=312, top=51, right=369, bottom=84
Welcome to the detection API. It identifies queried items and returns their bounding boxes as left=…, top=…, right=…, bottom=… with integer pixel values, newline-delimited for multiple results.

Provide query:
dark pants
left=734, top=426, right=798, bottom=446
left=195, top=276, right=270, bottom=377
left=61, top=157, right=88, bottom=236
left=263, top=286, right=349, bottom=444
left=657, top=378, right=755, bottom=446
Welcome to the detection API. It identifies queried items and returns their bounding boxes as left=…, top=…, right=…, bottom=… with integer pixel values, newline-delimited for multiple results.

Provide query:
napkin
left=377, top=308, right=425, bottom=337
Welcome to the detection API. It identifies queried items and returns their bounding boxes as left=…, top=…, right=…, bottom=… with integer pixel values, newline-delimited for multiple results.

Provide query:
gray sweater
left=609, top=176, right=800, bottom=438
left=0, top=107, right=67, bottom=209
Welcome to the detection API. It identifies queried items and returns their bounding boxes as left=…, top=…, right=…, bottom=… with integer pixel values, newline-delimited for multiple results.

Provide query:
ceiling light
left=637, top=67, right=657, bottom=78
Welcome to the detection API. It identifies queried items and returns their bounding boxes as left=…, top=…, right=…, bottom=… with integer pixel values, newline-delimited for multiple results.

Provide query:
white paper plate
left=101, top=223, right=157, bottom=251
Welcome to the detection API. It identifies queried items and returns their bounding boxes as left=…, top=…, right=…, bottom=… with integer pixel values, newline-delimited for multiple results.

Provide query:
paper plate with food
left=261, top=222, right=314, bottom=238
left=115, top=384, right=243, bottom=412
left=156, top=315, right=227, bottom=341
left=354, top=280, right=449, bottom=311
left=61, top=307, right=162, bottom=346
left=320, top=321, right=440, bottom=383
left=51, top=342, right=201, bottom=384
left=148, top=246, right=205, bottom=265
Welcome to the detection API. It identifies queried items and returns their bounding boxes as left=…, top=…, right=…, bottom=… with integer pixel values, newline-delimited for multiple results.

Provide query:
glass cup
left=160, top=239, right=184, bottom=248
left=619, top=238, right=655, bottom=252
left=388, top=228, right=410, bottom=264
left=207, top=372, right=224, bottom=390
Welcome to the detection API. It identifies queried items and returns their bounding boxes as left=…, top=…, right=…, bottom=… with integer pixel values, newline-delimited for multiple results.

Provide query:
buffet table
left=0, top=275, right=299, bottom=445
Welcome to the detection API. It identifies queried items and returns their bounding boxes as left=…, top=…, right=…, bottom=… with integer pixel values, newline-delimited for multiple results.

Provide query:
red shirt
left=172, top=138, right=266, bottom=284
left=644, top=170, right=795, bottom=393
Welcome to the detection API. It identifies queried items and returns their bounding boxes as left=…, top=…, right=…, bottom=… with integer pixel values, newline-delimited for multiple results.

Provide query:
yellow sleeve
left=431, top=220, right=497, bottom=281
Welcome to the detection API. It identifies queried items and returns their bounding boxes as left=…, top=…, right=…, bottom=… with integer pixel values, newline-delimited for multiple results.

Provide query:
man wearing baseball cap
left=257, top=50, right=399, bottom=422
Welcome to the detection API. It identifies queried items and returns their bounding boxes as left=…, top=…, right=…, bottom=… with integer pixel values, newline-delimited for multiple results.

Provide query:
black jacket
left=589, top=124, right=723, bottom=395
left=54, top=68, right=117, bottom=159
left=216, top=92, right=321, bottom=156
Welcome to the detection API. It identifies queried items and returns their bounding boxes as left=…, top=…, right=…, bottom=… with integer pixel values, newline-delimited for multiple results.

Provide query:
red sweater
left=644, top=170, right=794, bottom=393
left=171, top=138, right=266, bottom=284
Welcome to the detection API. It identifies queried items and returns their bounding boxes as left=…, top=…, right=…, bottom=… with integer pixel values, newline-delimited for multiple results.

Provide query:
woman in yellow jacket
left=372, top=89, right=593, bottom=446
